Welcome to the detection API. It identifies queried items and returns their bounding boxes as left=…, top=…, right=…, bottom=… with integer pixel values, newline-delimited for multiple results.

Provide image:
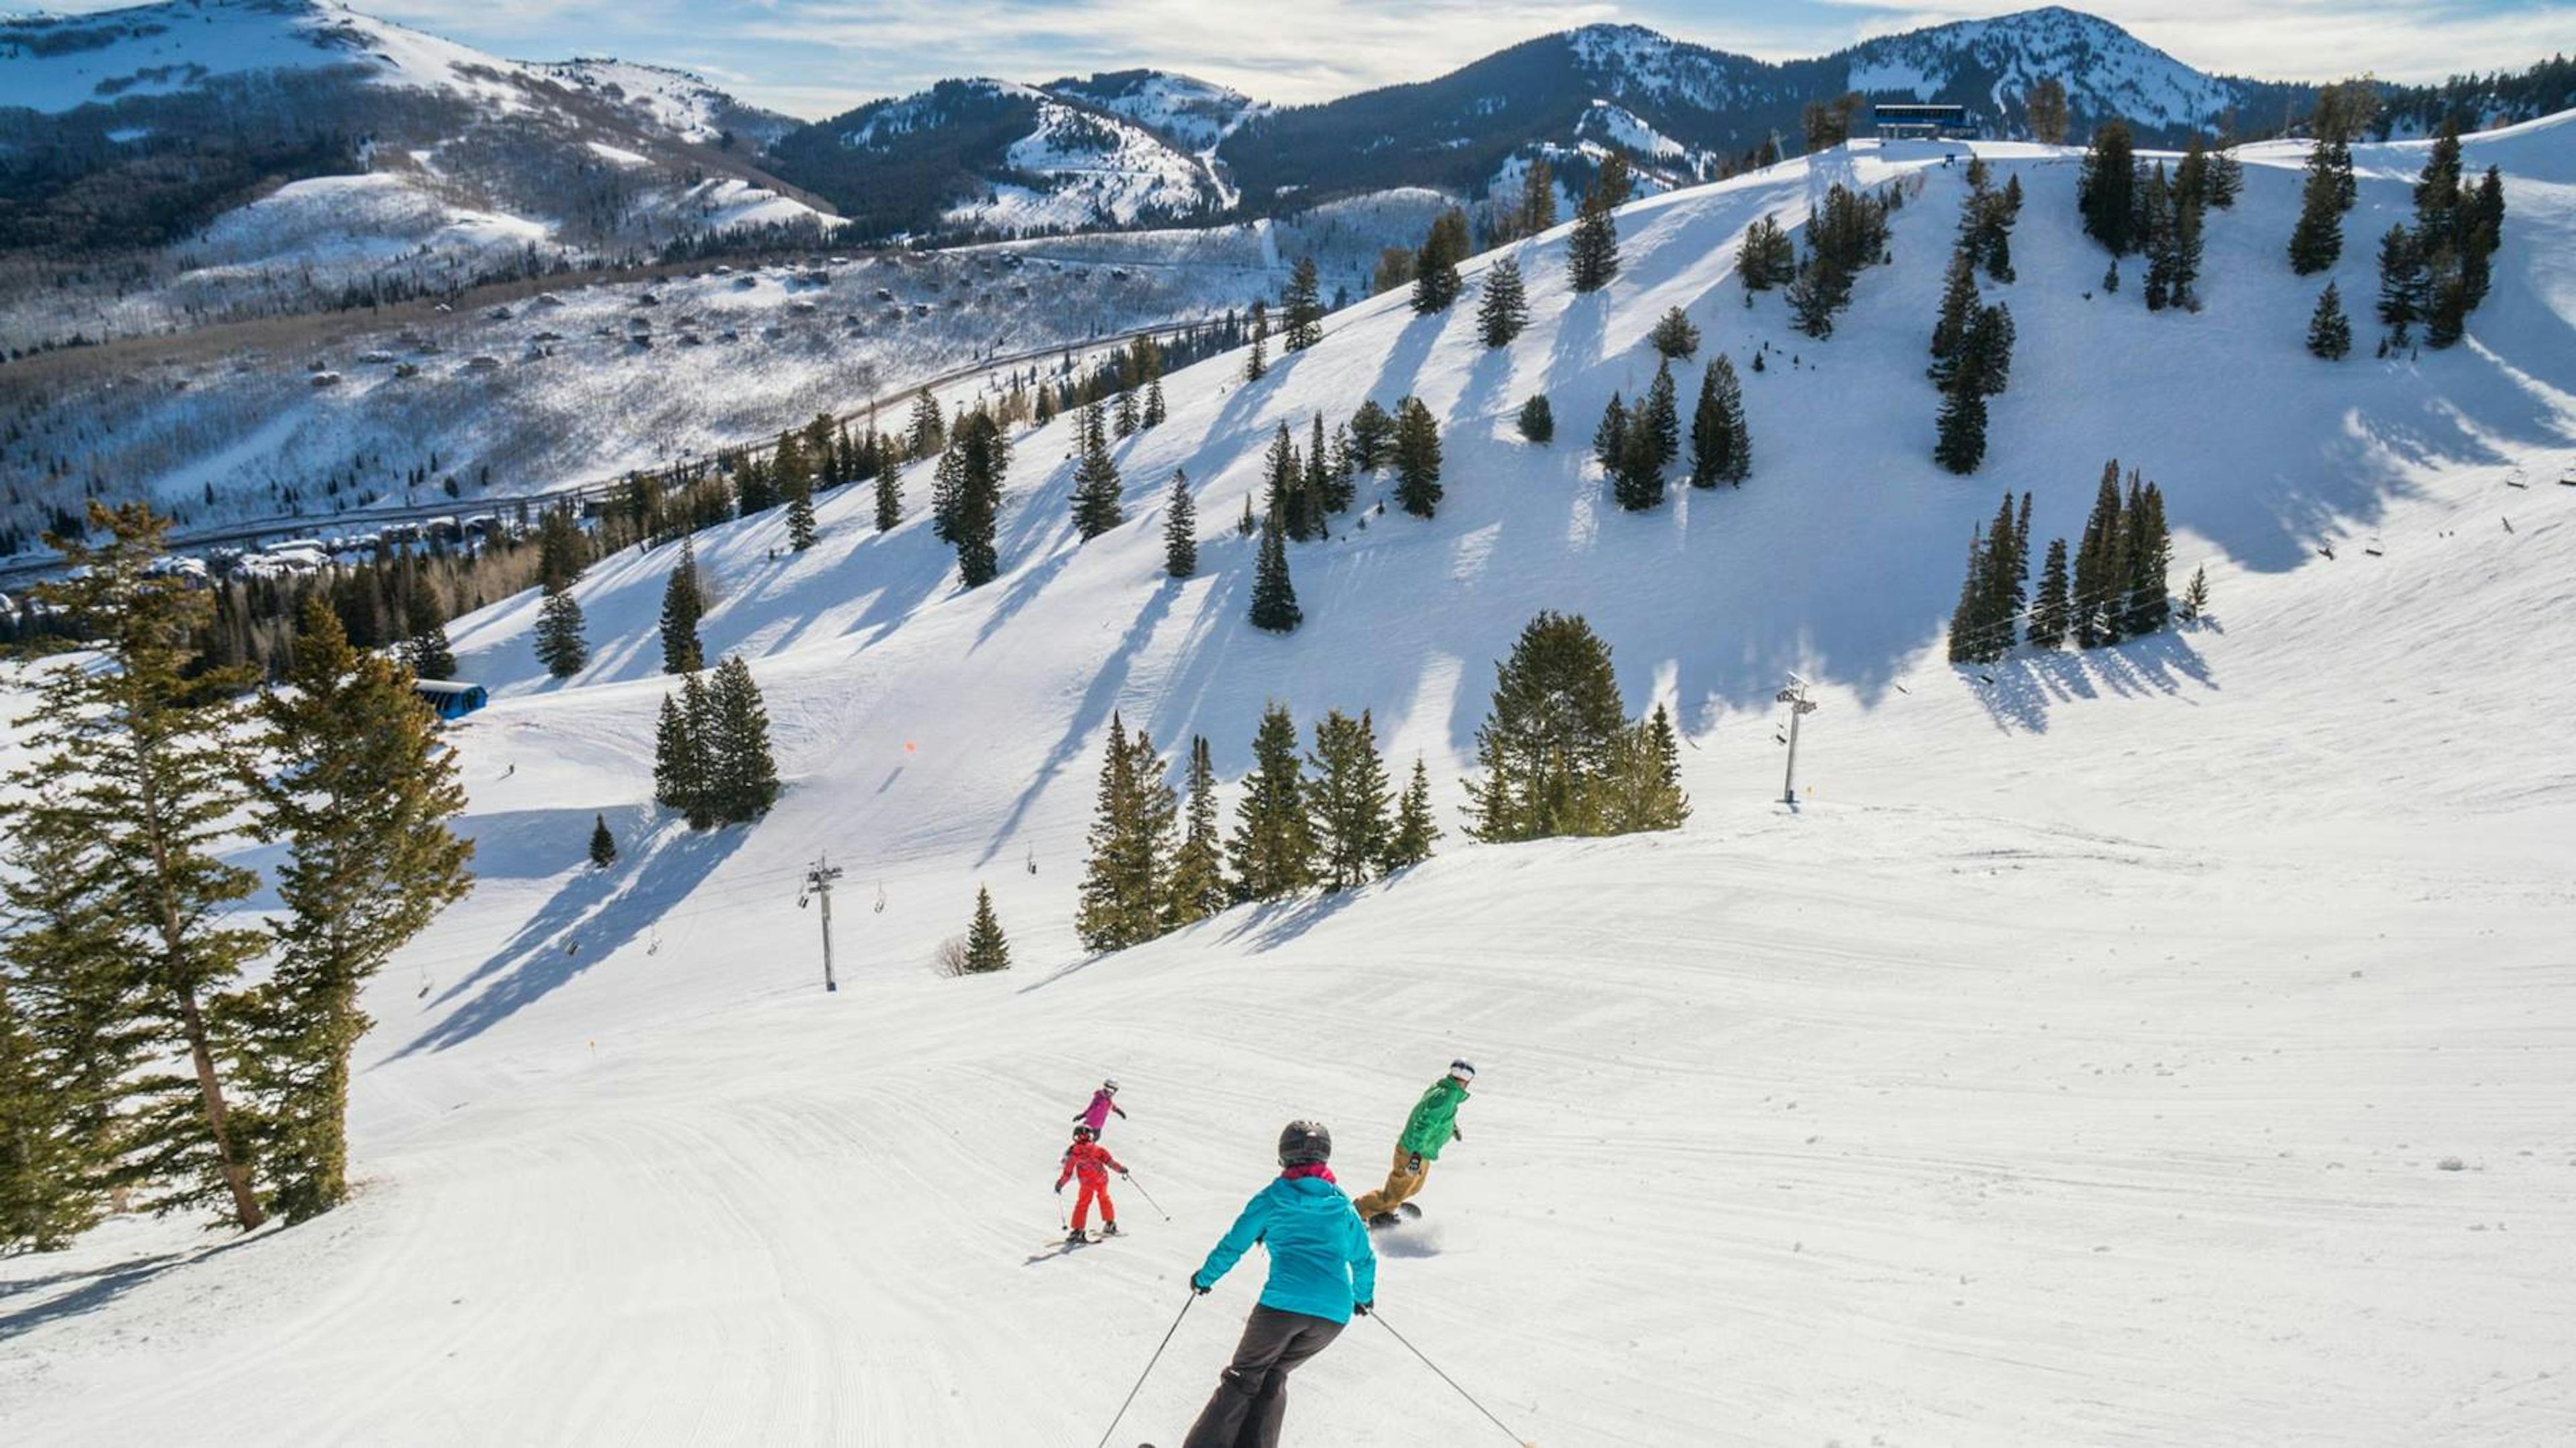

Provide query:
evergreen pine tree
left=1305, top=710, right=1394, bottom=891
left=653, top=683, right=715, bottom=830
left=962, top=887, right=1010, bottom=973
left=1163, top=471, right=1197, bottom=579
left=2307, top=281, right=2354, bottom=359
left=2375, top=224, right=2424, bottom=345
left=906, top=387, right=945, bottom=459
left=1517, top=394, right=1555, bottom=443
left=659, top=541, right=705, bottom=675
left=1282, top=257, right=1325, bottom=350
left=1143, top=376, right=1167, bottom=428
left=1945, top=523, right=1992, bottom=663
left=2072, top=461, right=2127, bottom=648
left=784, top=476, right=818, bottom=551
left=1738, top=215, right=1795, bottom=290
left=1304, top=413, right=1333, bottom=531
left=1263, top=422, right=1307, bottom=541
left=2121, top=477, right=2172, bottom=638
left=1597, top=703, right=1690, bottom=834
left=0, top=773, right=147, bottom=1251
left=1688, top=355, right=1750, bottom=487
left=2288, top=141, right=2346, bottom=274
left=1786, top=252, right=1847, bottom=339
left=1393, top=398, right=1443, bottom=518
left=706, top=656, right=780, bottom=824
left=1594, top=392, right=1629, bottom=476
left=537, top=506, right=587, bottom=592
left=2028, top=537, right=2072, bottom=648
left=1641, top=359, right=1680, bottom=469
left=1227, top=704, right=1315, bottom=901
left=2078, top=121, right=2138, bottom=254
left=1649, top=307, right=1701, bottom=359
left=246, top=598, right=472, bottom=1221
left=11, top=503, right=268, bottom=1230
left=1477, top=257, right=1530, bottom=348
left=1348, top=400, right=1395, bottom=470
left=1381, top=758, right=1441, bottom=873
left=874, top=446, right=904, bottom=532
left=1411, top=207, right=1469, bottom=313
left=589, top=814, right=616, bottom=868
left=2207, top=147, right=2244, bottom=207
left=1072, top=403, right=1124, bottom=541
left=1567, top=155, right=1629, bottom=292
left=402, top=585, right=456, bottom=681
left=1517, top=152, right=1558, bottom=237
left=1462, top=611, right=1629, bottom=842
left=1164, top=736, right=1230, bottom=929
left=1248, top=514, right=1301, bottom=634
left=2178, top=564, right=2211, bottom=623
left=1244, top=300, right=1269, bottom=382
left=1927, top=249, right=1979, bottom=386
left=1114, top=387, right=1139, bottom=439
left=1076, top=714, right=1179, bottom=952
left=535, top=587, right=587, bottom=679
left=1933, top=353, right=1990, bottom=476
left=944, top=411, right=1007, bottom=587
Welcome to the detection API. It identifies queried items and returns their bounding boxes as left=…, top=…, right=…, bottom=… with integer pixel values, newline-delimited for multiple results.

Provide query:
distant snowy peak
left=1837, top=6, right=2237, bottom=129
left=531, top=58, right=800, bottom=148
left=1562, top=23, right=1772, bottom=113
left=1044, top=70, right=1265, bottom=152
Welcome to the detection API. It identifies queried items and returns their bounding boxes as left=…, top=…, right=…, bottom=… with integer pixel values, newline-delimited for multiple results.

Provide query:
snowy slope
left=3, top=115, right=2575, bottom=1445
left=0, top=0, right=527, bottom=114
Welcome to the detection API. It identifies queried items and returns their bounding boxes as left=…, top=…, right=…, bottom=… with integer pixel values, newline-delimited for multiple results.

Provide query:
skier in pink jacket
left=1074, top=1079, right=1128, bottom=1139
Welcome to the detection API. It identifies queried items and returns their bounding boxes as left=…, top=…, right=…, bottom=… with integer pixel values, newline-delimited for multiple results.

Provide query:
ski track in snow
left=4, top=117, right=2576, bottom=1445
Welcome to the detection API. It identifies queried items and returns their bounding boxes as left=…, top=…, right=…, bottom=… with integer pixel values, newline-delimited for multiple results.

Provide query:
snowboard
left=1365, top=1203, right=1425, bottom=1231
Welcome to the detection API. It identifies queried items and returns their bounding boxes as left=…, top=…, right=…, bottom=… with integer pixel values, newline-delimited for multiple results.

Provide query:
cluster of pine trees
left=1237, top=397, right=1444, bottom=634
left=1593, top=339, right=1752, bottom=509
left=649, top=656, right=780, bottom=830
left=1786, top=182, right=1902, bottom=339
left=931, top=407, right=1014, bottom=587
left=2, top=504, right=472, bottom=1249
left=1461, top=612, right=1688, bottom=842
left=1074, top=708, right=1438, bottom=953
left=2363, top=119, right=2507, bottom=355
left=2079, top=123, right=2239, bottom=308
left=1945, top=461, right=2178, bottom=663
left=1929, top=164, right=2022, bottom=475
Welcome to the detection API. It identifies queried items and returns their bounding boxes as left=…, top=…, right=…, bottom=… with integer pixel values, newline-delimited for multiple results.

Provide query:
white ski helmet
left=1102, top=1078, right=1120, bottom=1094
left=1446, top=1059, right=1477, bottom=1082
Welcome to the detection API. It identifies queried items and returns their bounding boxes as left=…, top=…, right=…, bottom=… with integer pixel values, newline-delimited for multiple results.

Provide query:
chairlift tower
left=800, top=852, right=845, bottom=992
left=1775, top=677, right=1819, bottom=806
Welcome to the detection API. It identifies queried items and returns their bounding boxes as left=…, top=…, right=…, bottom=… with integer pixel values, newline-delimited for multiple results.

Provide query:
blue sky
left=44, top=0, right=2576, bottom=117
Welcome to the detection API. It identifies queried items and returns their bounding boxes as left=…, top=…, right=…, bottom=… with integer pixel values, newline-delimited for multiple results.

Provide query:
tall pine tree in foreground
left=1477, top=257, right=1529, bottom=347
left=246, top=598, right=472, bottom=1222
left=1164, top=736, right=1229, bottom=929
left=1228, top=703, right=1316, bottom=901
left=1248, top=514, right=1301, bottom=634
left=962, top=887, right=1010, bottom=973
left=660, top=540, right=706, bottom=674
left=1305, top=710, right=1393, bottom=891
left=10, top=503, right=268, bottom=1230
left=1163, top=471, right=1196, bottom=579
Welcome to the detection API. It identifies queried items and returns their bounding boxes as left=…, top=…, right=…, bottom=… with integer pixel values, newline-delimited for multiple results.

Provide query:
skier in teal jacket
left=1181, top=1121, right=1375, bottom=1448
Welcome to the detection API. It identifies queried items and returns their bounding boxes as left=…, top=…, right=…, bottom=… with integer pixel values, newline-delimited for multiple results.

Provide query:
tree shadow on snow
left=976, top=577, right=1182, bottom=867
left=389, top=822, right=748, bottom=1057
left=1966, top=628, right=2218, bottom=734
left=0, top=1234, right=262, bottom=1343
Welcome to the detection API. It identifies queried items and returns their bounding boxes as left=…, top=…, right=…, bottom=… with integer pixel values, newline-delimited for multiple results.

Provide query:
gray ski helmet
left=1277, top=1119, right=1332, bottom=1168
left=1102, top=1078, right=1120, bottom=1093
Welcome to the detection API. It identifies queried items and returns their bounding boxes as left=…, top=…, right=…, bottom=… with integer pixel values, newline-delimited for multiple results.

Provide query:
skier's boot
left=1065, top=1228, right=1087, bottom=1245
left=1100, top=1220, right=1121, bottom=1237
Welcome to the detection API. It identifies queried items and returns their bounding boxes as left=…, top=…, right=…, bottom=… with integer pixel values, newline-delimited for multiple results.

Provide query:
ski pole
left=1118, top=1170, right=1173, bottom=1222
left=1371, top=1309, right=1534, bottom=1446
left=1093, top=1293, right=1193, bottom=1448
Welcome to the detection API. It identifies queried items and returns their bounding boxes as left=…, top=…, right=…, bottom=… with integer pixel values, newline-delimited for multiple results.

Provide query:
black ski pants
left=1179, top=1304, right=1346, bottom=1448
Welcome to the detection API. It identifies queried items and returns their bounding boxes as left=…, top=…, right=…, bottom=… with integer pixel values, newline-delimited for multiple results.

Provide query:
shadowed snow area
left=3, top=115, right=2573, bottom=1445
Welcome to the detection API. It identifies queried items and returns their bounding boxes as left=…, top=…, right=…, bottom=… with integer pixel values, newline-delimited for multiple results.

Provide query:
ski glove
left=1407, top=1152, right=1423, bottom=1174
left=1055, top=1181, right=1066, bottom=1194
left=1452, top=1125, right=1463, bottom=1143
left=1191, top=1277, right=1212, bottom=1296
left=1354, top=1300, right=1373, bottom=1316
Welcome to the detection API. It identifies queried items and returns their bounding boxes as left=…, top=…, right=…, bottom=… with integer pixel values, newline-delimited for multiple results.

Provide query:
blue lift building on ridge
left=413, top=679, right=489, bottom=721
left=1873, top=103, right=1978, bottom=140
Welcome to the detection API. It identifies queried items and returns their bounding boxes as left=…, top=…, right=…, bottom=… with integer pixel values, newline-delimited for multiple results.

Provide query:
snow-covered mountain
left=763, top=72, right=1251, bottom=241
left=1835, top=6, right=2242, bottom=131
left=6, top=109, right=2572, bottom=1443
left=0, top=0, right=825, bottom=347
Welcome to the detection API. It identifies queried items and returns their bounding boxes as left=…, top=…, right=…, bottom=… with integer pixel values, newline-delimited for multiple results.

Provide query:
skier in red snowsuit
left=1056, top=1125, right=1127, bottom=1243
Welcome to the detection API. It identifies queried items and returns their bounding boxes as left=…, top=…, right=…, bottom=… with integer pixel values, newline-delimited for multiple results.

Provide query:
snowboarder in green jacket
left=1352, top=1059, right=1472, bottom=1227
